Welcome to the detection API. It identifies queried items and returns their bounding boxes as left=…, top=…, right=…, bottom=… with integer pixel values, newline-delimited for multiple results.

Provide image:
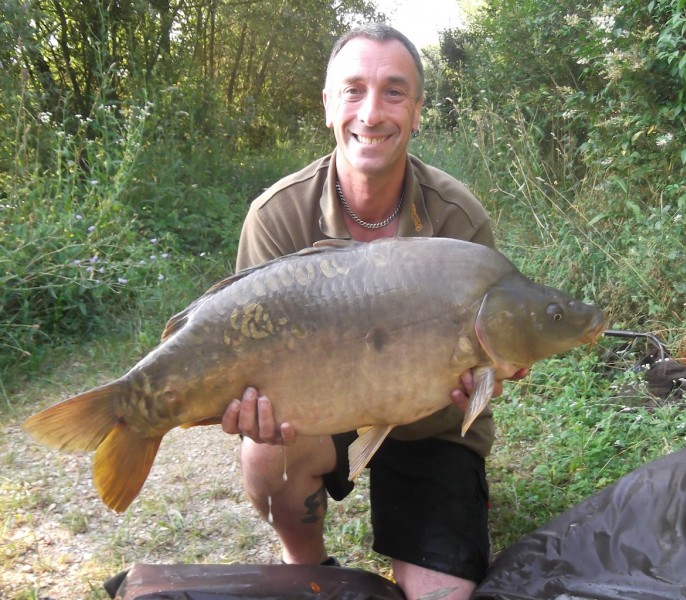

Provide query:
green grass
left=487, top=346, right=686, bottom=553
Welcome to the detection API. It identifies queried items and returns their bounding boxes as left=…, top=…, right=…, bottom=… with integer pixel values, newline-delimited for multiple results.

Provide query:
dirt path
left=2, top=420, right=284, bottom=599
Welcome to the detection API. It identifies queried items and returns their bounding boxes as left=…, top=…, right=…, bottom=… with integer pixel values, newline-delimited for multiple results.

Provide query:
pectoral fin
left=461, top=366, right=495, bottom=436
left=348, top=424, right=394, bottom=481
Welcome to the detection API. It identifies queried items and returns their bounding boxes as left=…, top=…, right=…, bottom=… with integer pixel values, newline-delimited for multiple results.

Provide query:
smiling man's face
left=323, top=37, right=424, bottom=181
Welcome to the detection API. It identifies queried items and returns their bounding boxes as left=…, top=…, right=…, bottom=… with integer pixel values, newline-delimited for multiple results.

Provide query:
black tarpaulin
left=474, top=447, right=686, bottom=600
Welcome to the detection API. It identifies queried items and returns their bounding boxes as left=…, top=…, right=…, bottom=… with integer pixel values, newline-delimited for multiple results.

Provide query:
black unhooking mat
left=106, top=448, right=686, bottom=600
left=473, top=446, right=686, bottom=600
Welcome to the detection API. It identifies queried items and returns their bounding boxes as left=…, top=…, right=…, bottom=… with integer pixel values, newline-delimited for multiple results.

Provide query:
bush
left=433, top=0, right=686, bottom=208
left=1, top=97, right=176, bottom=371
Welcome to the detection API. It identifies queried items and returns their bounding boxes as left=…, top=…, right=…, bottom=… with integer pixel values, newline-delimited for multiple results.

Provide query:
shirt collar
left=318, top=150, right=434, bottom=239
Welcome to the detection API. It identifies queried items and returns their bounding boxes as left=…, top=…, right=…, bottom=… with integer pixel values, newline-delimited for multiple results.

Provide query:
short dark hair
left=326, top=23, right=425, bottom=100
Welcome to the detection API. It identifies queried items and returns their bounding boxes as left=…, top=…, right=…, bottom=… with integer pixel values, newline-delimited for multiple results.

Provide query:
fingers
left=279, top=422, right=296, bottom=446
left=452, top=366, right=530, bottom=410
left=221, top=387, right=295, bottom=445
left=491, top=379, right=504, bottom=399
left=512, top=367, right=530, bottom=381
left=450, top=388, right=470, bottom=412
left=221, top=397, right=243, bottom=435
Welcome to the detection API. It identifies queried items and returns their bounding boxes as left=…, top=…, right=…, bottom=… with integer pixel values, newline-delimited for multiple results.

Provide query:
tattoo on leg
left=301, top=485, right=326, bottom=524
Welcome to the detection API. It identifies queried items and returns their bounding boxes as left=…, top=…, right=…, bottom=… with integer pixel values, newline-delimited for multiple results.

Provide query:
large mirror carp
left=24, top=238, right=605, bottom=512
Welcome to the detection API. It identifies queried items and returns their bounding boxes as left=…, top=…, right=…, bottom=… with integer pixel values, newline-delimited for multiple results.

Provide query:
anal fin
left=348, top=424, right=394, bottom=481
left=461, top=366, right=495, bottom=436
left=180, top=416, right=223, bottom=428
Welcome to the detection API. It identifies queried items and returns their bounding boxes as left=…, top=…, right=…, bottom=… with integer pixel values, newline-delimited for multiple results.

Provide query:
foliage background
left=0, top=0, right=685, bottom=596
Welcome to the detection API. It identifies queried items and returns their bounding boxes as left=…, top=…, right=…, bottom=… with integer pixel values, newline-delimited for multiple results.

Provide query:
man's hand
left=450, top=368, right=529, bottom=411
left=221, top=386, right=296, bottom=445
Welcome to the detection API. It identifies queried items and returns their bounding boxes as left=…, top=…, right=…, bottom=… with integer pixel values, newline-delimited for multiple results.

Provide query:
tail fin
left=94, top=423, right=162, bottom=512
left=23, top=382, right=125, bottom=451
left=23, top=381, right=163, bottom=512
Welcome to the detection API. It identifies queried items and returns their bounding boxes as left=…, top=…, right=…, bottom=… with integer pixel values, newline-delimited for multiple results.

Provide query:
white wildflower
left=656, top=133, right=674, bottom=147
left=592, top=14, right=615, bottom=33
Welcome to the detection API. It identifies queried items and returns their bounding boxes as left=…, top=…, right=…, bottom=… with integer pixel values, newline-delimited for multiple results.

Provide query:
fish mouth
left=582, top=315, right=607, bottom=346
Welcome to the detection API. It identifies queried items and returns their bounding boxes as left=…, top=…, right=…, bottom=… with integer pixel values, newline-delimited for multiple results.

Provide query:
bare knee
left=240, top=436, right=336, bottom=500
left=392, top=560, right=476, bottom=600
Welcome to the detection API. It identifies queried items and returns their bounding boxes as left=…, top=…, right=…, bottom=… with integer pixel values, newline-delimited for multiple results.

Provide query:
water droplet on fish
left=267, top=495, right=273, bottom=524
left=282, top=447, right=288, bottom=482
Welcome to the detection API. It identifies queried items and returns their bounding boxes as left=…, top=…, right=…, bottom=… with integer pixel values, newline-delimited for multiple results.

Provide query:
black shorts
left=323, top=433, right=490, bottom=583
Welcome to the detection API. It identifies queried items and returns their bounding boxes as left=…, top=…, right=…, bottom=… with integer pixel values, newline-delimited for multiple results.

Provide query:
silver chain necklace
left=335, top=180, right=403, bottom=230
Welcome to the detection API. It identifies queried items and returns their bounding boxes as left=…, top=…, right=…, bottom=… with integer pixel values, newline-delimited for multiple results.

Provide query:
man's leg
left=393, top=560, right=476, bottom=600
left=369, top=438, right=490, bottom=600
left=240, top=435, right=337, bottom=564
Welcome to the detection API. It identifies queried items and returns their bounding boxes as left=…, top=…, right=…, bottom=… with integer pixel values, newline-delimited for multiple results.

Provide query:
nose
left=358, top=90, right=384, bottom=127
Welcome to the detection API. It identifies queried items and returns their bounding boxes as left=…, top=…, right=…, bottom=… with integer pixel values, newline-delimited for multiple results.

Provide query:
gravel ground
left=2, top=420, right=283, bottom=599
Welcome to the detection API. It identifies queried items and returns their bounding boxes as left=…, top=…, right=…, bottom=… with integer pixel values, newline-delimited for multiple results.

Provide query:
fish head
left=475, top=275, right=606, bottom=371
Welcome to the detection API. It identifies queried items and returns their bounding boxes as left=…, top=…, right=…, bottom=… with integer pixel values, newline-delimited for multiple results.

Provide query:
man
left=222, top=23, right=523, bottom=600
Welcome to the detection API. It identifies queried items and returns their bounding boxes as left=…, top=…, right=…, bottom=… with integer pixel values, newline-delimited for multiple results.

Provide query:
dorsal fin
left=160, top=269, right=254, bottom=341
left=312, top=239, right=361, bottom=250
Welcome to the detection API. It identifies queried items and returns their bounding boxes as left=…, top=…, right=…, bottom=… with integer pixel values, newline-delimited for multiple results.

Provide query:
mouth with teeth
left=353, top=134, right=389, bottom=145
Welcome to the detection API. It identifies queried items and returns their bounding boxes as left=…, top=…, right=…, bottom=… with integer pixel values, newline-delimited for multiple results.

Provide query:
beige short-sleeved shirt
left=236, top=150, right=496, bottom=457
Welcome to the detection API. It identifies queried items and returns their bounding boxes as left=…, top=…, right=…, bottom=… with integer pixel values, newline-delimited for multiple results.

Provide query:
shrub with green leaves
left=423, top=0, right=685, bottom=330
left=435, top=0, right=686, bottom=203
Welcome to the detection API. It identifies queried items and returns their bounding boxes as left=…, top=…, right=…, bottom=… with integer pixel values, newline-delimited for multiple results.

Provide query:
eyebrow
left=340, top=74, right=412, bottom=89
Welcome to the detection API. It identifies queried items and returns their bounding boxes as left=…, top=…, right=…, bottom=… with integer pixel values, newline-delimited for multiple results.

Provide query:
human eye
left=340, top=85, right=364, bottom=102
left=385, top=87, right=408, bottom=102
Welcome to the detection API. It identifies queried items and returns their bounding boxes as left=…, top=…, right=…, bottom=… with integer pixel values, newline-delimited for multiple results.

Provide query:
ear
left=322, top=89, right=334, bottom=129
left=412, top=95, right=425, bottom=132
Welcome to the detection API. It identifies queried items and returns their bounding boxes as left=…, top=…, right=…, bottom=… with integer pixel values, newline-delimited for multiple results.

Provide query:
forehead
left=328, top=38, right=420, bottom=91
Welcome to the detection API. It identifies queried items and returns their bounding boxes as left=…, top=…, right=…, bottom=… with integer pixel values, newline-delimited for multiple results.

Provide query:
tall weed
left=1, top=78, right=330, bottom=386
left=417, top=104, right=685, bottom=333
left=0, top=90, right=219, bottom=378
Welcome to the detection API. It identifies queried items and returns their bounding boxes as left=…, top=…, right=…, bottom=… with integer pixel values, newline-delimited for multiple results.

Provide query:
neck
left=334, top=151, right=407, bottom=210
left=335, top=172, right=405, bottom=226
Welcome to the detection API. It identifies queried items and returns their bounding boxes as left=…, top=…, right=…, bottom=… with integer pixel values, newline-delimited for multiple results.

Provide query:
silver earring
left=411, top=129, right=420, bottom=138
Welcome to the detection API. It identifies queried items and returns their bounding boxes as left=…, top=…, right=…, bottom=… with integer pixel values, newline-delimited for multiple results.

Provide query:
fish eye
left=547, top=303, right=564, bottom=322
